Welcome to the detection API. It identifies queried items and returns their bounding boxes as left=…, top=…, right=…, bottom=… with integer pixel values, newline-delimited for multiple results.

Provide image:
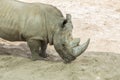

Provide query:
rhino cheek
left=54, top=43, right=76, bottom=62
left=53, top=35, right=76, bottom=63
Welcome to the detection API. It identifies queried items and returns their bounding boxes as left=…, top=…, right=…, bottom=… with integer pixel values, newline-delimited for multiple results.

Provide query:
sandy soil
left=0, top=0, right=120, bottom=80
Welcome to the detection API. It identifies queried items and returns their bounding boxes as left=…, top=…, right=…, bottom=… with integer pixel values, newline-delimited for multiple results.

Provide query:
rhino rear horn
left=72, top=38, right=90, bottom=57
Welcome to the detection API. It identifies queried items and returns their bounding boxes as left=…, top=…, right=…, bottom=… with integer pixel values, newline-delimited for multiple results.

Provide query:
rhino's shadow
left=0, top=43, right=63, bottom=62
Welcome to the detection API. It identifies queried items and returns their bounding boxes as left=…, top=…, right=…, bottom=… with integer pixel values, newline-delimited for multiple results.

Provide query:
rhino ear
left=66, top=14, right=72, bottom=23
left=61, top=14, right=72, bottom=28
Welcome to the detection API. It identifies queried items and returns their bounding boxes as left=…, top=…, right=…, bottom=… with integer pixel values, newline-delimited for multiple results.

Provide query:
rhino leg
left=39, top=41, right=48, bottom=58
left=27, top=39, right=41, bottom=61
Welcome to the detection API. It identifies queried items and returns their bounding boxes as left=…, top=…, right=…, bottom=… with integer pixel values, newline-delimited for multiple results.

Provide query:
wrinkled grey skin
left=0, top=0, right=90, bottom=63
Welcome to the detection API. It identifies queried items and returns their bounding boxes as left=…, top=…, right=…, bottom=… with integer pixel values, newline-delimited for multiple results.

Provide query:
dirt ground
left=0, top=0, right=120, bottom=80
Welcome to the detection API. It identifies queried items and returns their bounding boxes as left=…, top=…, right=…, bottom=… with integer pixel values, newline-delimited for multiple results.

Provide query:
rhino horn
left=72, top=38, right=90, bottom=57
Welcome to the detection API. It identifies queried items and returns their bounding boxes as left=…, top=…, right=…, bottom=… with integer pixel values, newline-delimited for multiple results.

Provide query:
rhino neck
left=44, top=11, right=64, bottom=45
left=46, top=22, right=56, bottom=45
left=44, top=7, right=64, bottom=45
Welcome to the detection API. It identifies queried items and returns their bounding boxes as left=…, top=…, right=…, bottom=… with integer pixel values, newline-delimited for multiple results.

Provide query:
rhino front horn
left=72, top=38, right=90, bottom=57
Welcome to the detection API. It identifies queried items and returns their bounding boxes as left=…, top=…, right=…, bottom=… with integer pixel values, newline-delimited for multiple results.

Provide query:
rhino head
left=53, top=14, right=90, bottom=63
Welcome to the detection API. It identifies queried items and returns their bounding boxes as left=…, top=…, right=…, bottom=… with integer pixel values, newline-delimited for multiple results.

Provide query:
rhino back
left=0, top=0, right=25, bottom=41
left=0, top=0, right=64, bottom=42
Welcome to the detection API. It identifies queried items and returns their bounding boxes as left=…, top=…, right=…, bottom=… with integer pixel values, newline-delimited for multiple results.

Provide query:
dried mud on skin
left=0, top=42, right=120, bottom=80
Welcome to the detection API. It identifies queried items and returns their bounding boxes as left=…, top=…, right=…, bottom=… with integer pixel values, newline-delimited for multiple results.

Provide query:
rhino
left=0, top=0, right=90, bottom=63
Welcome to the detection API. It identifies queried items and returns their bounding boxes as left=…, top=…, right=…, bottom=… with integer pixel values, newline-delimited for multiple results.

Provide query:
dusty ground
left=0, top=0, right=120, bottom=80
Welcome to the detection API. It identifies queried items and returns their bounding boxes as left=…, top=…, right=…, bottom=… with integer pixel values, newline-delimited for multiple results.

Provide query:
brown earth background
left=0, top=0, right=120, bottom=80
